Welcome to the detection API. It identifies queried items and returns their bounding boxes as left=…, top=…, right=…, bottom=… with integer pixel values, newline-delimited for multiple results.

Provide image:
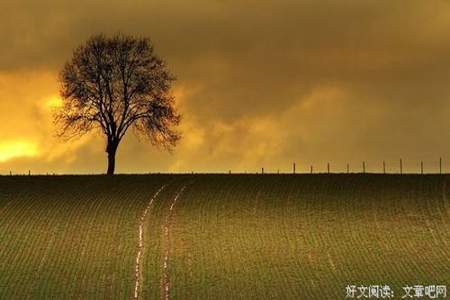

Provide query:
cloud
left=1, top=0, right=450, bottom=173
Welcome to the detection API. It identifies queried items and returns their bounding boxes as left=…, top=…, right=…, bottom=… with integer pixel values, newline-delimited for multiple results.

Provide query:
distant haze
left=1, top=0, right=450, bottom=174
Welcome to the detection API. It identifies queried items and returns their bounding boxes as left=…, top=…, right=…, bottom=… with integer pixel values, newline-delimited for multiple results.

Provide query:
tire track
left=134, top=185, right=167, bottom=300
left=162, top=185, right=188, bottom=300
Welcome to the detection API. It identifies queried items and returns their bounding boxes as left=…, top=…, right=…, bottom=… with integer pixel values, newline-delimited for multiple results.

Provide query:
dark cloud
left=1, top=0, right=450, bottom=173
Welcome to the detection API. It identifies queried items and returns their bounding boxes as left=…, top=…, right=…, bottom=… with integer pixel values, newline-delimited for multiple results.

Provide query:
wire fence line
left=2, top=158, right=448, bottom=176
left=220, top=158, right=447, bottom=175
left=262, top=159, right=444, bottom=175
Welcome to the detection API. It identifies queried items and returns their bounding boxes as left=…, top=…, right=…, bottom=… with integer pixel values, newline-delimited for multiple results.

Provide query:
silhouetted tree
left=56, top=34, right=181, bottom=175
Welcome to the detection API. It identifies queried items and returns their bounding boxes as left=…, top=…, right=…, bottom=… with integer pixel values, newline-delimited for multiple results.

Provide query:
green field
left=0, top=174, right=449, bottom=299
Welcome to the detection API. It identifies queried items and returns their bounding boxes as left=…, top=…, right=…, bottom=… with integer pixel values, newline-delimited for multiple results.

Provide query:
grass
left=0, top=174, right=449, bottom=299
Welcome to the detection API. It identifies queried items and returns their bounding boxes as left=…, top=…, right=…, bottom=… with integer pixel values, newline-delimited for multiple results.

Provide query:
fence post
left=293, top=162, right=296, bottom=174
left=347, top=163, right=350, bottom=174
left=262, top=167, right=264, bottom=175
left=28, top=170, right=31, bottom=176
left=383, top=161, right=386, bottom=174
left=440, top=157, right=442, bottom=175
left=310, top=165, right=313, bottom=174
left=421, top=161, right=423, bottom=175
left=327, top=162, right=330, bottom=174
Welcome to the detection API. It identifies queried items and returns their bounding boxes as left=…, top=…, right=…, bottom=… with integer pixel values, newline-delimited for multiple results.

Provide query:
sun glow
left=45, top=96, right=63, bottom=109
left=0, top=141, right=38, bottom=162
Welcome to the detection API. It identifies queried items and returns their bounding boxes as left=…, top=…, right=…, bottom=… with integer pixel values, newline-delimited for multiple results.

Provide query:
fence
left=3, top=158, right=448, bottom=175
left=229, top=158, right=446, bottom=175
left=272, top=158, right=446, bottom=175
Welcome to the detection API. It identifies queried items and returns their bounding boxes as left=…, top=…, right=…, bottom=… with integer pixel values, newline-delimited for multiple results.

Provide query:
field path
left=162, top=185, right=188, bottom=300
left=134, top=185, right=167, bottom=300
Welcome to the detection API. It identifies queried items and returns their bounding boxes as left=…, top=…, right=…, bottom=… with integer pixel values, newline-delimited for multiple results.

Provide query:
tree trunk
left=106, top=140, right=118, bottom=175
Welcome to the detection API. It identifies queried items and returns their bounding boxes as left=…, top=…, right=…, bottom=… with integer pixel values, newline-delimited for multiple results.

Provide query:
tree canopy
left=56, top=34, right=181, bottom=174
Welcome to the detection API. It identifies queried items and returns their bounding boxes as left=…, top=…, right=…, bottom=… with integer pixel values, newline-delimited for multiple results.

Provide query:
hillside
left=0, top=174, right=449, bottom=299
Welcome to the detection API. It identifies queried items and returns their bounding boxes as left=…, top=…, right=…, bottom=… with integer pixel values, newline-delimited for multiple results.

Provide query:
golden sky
left=1, top=0, right=450, bottom=174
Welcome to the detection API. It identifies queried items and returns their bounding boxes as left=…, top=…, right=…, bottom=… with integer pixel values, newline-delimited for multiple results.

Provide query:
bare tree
left=56, top=34, right=181, bottom=175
